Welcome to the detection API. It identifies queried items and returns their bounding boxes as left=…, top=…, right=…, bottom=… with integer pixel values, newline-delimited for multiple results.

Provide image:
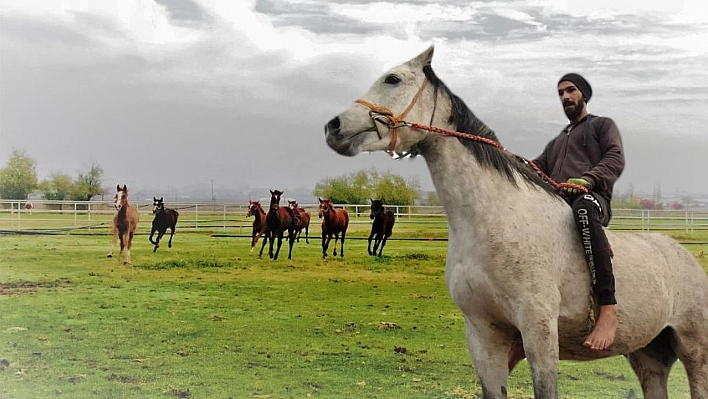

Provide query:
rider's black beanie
left=559, top=73, right=592, bottom=102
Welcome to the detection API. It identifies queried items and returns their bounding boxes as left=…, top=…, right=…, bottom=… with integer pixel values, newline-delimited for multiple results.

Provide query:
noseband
left=355, top=78, right=429, bottom=155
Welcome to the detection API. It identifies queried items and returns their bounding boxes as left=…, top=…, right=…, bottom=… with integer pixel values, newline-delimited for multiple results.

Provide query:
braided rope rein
left=408, top=121, right=588, bottom=194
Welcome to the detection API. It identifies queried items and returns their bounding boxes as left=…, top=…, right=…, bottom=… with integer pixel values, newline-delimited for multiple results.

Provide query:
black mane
left=422, top=65, right=560, bottom=198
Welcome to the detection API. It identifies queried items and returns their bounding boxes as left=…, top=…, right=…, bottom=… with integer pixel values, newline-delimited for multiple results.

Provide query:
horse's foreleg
left=108, top=226, right=117, bottom=258
left=124, top=231, right=135, bottom=265
left=273, top=232, right=283, bottom=260
left=287, top=229, right=296, bottom=260
left=148, top=228, right=156, bottom=245
left=321, top=233, right=330, bottom=258
left=463, top=317, right=513, bottom=399
left=367, top=231, right=375, bottom=256
left=268, top=233, right=276, bottom=259
left=519, top=315, right=560, bottom=399
left=378, top=234, right=389, bottom=257
left=153, top=230, right=165, bottom=252
left=258, top=231, right=269, bottom=257
left=304, top=225, right=309, bottom=244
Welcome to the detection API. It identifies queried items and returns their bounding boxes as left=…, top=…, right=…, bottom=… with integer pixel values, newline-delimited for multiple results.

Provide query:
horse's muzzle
left=324, top=117, right=341, bottom=137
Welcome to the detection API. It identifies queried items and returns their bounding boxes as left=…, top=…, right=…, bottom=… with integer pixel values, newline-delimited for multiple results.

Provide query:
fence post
left=195, top=204, right=199, bottom=230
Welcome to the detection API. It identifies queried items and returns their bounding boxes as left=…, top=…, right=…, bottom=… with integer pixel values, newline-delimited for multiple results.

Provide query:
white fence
left=2, top=199, right=708, bottom=234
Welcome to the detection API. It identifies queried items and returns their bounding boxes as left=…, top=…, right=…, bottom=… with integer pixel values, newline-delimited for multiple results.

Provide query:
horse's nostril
left=325, top=117, right=340, bottom=135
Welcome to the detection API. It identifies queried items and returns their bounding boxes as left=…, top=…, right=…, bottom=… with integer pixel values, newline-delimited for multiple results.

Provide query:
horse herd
left=106, top=185, right=396, bottom=265
left=247, top=189, right=396, bottom=260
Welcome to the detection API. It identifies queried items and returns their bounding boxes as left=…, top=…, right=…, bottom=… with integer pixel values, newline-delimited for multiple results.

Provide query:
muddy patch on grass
left=0, top=278, right=72, bottom=295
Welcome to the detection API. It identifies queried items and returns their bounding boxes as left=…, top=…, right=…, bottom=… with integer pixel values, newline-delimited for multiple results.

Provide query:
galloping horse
left=247, top=200, right=267, bottom=252
left=258, top=190, right=296, bottom=260
left=288, top=200, right=310, bottom=244
left=324, top=46, right=708, bottom=398
left=368, top=199, right=395, bottom=257
left=107, top=184, right=140, bottom=265
left=318, top=198, right=349, bottom=258
left=149, top=197, right=179, bottom=252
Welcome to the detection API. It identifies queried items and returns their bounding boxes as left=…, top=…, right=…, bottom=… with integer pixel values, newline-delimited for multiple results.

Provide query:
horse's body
left=324, top=46, right=708, bottom=398
left=368, top=199, right=395, bottom=256
left=107, top=185, right=140, bottom=265
left=149, top=197, right=178, bottom=252
left=288, top=200, right=310, bottom=244
left=318, top=198, right=349, bottom=258
left=247, top=200, right=268, bottom=252
left=258, top=190, right=296, bottom=260
left=24, top=202, right=33, bottom=214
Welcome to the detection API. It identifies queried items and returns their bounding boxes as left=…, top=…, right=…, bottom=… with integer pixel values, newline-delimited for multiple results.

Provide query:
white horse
left=323, top=46, right=708, bottom=399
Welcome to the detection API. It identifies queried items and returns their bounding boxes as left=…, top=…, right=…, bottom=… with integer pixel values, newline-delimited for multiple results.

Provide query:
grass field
left=1, top=225, right=706, bottom=398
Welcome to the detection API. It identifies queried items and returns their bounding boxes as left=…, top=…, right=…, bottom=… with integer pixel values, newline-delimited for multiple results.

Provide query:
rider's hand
left=563, top=178, right=590, bottom=196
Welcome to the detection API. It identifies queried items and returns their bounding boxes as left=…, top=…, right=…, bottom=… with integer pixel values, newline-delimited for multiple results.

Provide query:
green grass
left=1, top=230, right=705, bottom=399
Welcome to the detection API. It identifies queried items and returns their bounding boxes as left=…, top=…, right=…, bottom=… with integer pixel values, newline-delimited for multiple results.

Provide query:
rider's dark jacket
left=533, top=114, right=625, bottom=203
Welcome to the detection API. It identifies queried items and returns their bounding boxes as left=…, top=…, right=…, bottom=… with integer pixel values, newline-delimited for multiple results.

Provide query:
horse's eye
left=384, top=74, right=401, bottom=85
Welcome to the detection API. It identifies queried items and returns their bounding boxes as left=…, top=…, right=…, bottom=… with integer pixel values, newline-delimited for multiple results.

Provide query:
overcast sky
left=1, top=0, right=707, bottom=199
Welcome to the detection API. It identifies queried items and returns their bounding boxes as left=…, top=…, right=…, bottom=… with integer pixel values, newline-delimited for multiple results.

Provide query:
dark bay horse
left=368, top=199, right=395, bottom=256
left=247, top=200, right=267, bottom=252
left=258, top=190, right=296, bottom=260
left=318, top=198, right=349, bottom=258
left=324, top=46, right=708, bottom=398
left=149, top=197, right=179, bottom=252
left=107, top=184, right=140, bottom=265
left=288, top=200, right=310, bottom=244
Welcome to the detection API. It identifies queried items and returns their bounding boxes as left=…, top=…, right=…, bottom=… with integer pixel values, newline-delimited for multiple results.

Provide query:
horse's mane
left=422, top=65, right=560, bottom=198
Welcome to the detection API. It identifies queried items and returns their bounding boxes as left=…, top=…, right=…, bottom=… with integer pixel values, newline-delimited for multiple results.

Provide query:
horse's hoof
left=168, top=244, right=172, bottom=248
left=153, top=247, right=158, bottom=253
left=107, top=254, right=113, bottom=258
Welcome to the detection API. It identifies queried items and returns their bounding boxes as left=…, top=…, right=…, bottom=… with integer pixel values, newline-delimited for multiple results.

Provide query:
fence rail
left=2, top=199, right=708, bottom=235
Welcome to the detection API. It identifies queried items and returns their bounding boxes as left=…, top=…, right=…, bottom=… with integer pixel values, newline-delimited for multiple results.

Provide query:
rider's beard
left=563, top=97, right=585, bottom=121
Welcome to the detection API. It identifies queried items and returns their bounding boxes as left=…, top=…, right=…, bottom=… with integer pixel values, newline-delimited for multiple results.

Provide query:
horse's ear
left=160, top=197, right=163, bottom=201
left=154, top=197, right=157, bottom=201
left=412, top=45, right=434, bottom=67
left=117, top=184, right=121, bottom=192
left=318, top=197, right=323, bottom=203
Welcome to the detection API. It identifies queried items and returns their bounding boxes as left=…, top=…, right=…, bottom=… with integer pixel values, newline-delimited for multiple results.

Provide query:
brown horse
left=247, top=200, right=267, bottom=252
left=318, top=198, right=349, bottom=258
left=149, top=197, right=179, bottom=252
left=288, top=200, right=310, bottom=244
left=258, top=190, right=296, bottom=260
left=107, top=184, right=140, bottom=265
left=368, top=199, right=395, bottom=257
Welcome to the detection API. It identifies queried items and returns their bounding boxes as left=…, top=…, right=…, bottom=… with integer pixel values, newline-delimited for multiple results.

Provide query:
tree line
left=0, top=150, right=104, bottom=201
left=1, top=150, right=425, bottom=205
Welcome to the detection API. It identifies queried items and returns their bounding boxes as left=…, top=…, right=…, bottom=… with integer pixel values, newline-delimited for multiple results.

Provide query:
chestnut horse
left=149, top=197, right=179, bottom=252
left=258, top=190, right=296, bottom=260
left=247, top=200, right=267, bottom=253
left=107, top=184, right=140, bottom=265
left=368, top=199, right=395, bottom=256
left=288, top=200, right=310, bottom=244
left=318, top=198, right=349, bottom=258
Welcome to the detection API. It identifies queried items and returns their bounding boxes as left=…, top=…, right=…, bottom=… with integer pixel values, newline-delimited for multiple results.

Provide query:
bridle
left=354, top=77, right=588, bottom=195
left=355, top=78, right=429, bottom=155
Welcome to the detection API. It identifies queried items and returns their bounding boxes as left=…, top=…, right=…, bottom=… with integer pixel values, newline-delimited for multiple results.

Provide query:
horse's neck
left=420, top=136, right=567, bottom=245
